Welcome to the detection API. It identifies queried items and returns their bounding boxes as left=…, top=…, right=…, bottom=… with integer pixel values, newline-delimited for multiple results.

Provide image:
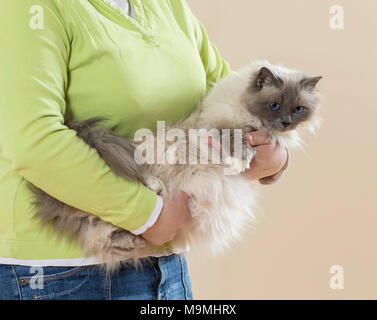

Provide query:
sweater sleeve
left=179, top=0, right=237, bottom=89
left=0, top=0, right=158, bottom=232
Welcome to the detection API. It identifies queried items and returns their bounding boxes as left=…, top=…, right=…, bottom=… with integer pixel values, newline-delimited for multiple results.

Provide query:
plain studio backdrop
left=185, top=0, right=377, bottom=299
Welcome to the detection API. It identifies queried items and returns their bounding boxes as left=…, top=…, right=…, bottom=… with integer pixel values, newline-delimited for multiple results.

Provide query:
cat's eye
left=270, top=102, right=280, bottom=111
left=293, top=106, right=304, bottom=114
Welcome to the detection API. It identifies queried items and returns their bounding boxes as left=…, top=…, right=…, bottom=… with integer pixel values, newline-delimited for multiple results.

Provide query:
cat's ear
left=254, top=67, right=281, bottom=89
left=300, top=76, right=322, bottom=90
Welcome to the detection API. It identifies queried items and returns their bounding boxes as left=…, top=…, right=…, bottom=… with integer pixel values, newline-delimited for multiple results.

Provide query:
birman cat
left=28, top=60, right=322, bottom=269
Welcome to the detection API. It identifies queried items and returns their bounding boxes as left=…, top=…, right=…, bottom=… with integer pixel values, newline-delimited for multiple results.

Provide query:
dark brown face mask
left=245, top=67, right=322, bottom=132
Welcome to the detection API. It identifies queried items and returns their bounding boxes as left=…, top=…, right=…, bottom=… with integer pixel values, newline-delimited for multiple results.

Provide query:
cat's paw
left=145, top=176, right=164, bottom=194
left=111, top=230, right=147, bottom=251
left=223, top=146, right=255, bottom=174
left=243, top=147, right=256, bottom=171
left=223, top=156, right=244, bottom=175
left=133, top=236, right=148, bottom=248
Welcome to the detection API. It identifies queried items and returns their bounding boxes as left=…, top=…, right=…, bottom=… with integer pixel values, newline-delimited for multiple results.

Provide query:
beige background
left=186, top=0, right=377, bottom=299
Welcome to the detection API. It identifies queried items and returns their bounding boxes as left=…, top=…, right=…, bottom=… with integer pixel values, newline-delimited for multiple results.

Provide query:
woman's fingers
left=245, top=130, right=272, bottom=146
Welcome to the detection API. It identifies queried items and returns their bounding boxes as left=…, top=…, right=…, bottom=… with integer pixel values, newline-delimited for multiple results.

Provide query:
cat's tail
left=65, top=117, right=147, bottom=185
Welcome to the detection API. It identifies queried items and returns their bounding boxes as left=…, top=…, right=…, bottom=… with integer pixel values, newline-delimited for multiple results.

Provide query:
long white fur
left=139, top=60, right=321, bottom=257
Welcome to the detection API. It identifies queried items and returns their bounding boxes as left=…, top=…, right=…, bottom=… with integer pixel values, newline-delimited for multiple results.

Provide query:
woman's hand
left=243, top=130, right=288, bottom=182
left=141, top=191, right=191, bottom=247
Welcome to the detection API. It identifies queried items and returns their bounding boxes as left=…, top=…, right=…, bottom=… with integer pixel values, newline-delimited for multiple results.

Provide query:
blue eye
left=294, top=106, right=304, bottom=114
left=270, top=102, right=280, bottom=111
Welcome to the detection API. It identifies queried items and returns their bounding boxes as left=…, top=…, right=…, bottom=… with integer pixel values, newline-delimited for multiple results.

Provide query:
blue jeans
left=0, top=254, right=193, bottom=300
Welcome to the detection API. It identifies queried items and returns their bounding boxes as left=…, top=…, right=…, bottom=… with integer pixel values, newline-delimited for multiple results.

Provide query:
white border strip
left=130, top=195, right=164, bottom=235
left=0, top=256, right=102, bottom=267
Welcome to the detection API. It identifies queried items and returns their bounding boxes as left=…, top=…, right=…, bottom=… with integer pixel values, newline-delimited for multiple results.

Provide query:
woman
left=0, top=0, right=288, bottom=300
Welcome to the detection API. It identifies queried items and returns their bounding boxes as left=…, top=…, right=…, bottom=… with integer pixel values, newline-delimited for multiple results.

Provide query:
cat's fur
left=27, top=60, right=322, bottom=269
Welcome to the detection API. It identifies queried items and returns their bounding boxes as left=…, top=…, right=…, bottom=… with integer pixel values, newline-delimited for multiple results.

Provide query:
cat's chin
left=259, top=123, right=285, bottom=134
left=267, top=124, right=299, bottom=134
left=276, top=127, right=296, bottom=133
left=257, top=119, right=287, bottom=133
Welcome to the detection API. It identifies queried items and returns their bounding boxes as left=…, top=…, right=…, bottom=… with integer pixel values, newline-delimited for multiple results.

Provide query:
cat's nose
left=281, top=121, right=291, bottom=128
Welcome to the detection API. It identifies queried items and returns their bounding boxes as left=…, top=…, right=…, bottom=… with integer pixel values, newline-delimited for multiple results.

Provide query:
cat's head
left=242, top=62, right=322, bottom=133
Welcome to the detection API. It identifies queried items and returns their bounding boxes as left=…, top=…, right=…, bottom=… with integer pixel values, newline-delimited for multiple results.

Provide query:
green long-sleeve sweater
left=0, top=0, right=231, bottom=261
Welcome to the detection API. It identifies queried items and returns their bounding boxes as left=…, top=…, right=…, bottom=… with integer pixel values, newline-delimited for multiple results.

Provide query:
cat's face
left=244, top=67, right=321, bottom=132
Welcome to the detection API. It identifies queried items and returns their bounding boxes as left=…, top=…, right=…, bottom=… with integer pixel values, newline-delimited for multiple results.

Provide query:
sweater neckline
left=88, top=0, right=154, bottom=40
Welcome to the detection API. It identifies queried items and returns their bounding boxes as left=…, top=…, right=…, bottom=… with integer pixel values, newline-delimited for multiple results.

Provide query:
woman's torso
left=0, top=0, right=208, bottom=262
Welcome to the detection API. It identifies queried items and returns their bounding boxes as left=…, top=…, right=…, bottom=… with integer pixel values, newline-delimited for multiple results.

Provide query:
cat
left=27, top=60, right=322, bottom=269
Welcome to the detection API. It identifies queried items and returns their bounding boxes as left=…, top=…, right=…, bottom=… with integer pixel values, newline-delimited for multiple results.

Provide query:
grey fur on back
left=27, top=117, right=150, bottom=270
left=65, top=117, right=147, bottom=184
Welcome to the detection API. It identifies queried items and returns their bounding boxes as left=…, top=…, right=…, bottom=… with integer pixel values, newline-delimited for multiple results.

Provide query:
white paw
left=223, top=156, right=244, bottom=175
left=145, top=176, right=163, bottom=194
left=244, top=147, right=256, bottom=170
